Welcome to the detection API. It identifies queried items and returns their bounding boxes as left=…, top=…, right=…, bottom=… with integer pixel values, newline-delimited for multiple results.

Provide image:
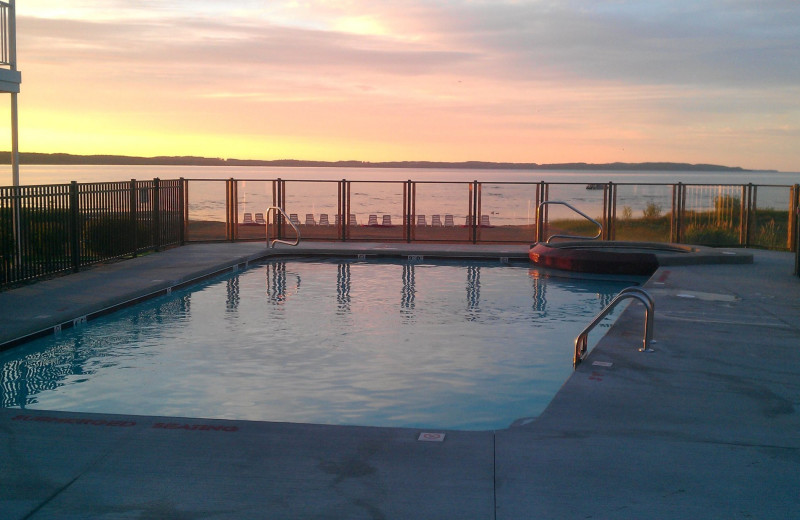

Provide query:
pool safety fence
left=2, top=178, right=798, bottom=288
left=794, top=184, right=800, bottom=278
left=1, top=179, right=184, bottom=287
left=194, top=178, right=798, bottom=250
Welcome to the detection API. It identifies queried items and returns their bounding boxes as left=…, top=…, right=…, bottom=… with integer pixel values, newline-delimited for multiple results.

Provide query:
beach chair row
left=241, top=212, right=492, bottom=227
left=241, top=212, right=355, bottom=226
left=364, top=214, right=493, bottom=227
left=415, top=214, right=492, bottom=227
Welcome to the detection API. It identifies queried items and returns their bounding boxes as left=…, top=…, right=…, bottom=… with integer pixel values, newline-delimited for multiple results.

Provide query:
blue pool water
left=0, top=258, right=638, bottom=430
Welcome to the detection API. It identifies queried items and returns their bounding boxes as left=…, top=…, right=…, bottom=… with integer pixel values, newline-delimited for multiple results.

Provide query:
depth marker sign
left=418, top=432, right=445, bottom=442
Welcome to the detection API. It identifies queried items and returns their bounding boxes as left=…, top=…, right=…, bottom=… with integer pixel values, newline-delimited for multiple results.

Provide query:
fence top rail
left=2, top=179, right=795, bottom=190
left=190, top=178, right=795, bottom=188
left=1, top=179, right=179, bottom=190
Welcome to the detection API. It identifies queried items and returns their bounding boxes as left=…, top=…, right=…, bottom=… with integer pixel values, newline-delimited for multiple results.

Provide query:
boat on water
left=585, top=183, right=605, bottom=190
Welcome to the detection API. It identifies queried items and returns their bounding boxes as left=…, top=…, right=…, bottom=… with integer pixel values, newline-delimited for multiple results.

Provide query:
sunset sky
left=3, top=1, right=799, bottom=171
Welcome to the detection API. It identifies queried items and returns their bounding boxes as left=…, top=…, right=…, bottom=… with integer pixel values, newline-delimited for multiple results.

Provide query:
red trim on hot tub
left=529, top=243, right=659, bottom=275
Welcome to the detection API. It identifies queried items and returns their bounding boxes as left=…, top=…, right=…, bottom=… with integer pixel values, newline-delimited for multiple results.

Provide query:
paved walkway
left=1, top=243, right=798, bottom=518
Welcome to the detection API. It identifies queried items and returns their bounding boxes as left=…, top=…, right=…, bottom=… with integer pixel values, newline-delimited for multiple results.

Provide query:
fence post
left=792, top=184, right=799, bottom=276
left=69, top=181, right=80, bottom=272
left=535, top=181, right=547, bottom=242
left=130, top=179, right=138, bottom=256
left=11, top=185, right=22, bottom=279
left=337, top=179, right=343, bottom=241
left=739, top=185, right=747, bottom=246
left=471, top=180, right=479, bottom=244
left=404, top=180, right=412, bottom=243
left=468, top=181, right=474, bottom=242
left=277, top=178, right=284, bottom=240
left=232, top=179, right=239, bottom=242
left=611, top=182, right=617, bottom=240
left=789, top=184, right=798, bottom=253
left=672, top=183, right=677, bottom=243
left=601, top=183, right=608, bottom=240
left=670, top=183, right=685, bottom=243
left=344, top=180, right=350, bottom=241
left=741, top=183, right=753, bottom=247
left=272, top=179, right=279, bottom=240
left=224, top=178, right=231, bottom=241
left=475, top=181, right=482, bottom=243
left=153, top=178, right=161, bottom=251
left=178, top=178, right=185, bottom=245
left=410, top=180, right=415, bottom=242
left=602, top=182, right=616, bottom=240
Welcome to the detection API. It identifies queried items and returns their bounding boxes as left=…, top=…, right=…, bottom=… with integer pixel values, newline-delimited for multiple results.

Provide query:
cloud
left=426, top=1, right=800, bottom=88
left=10, top=1, right=800, bottom=169
left=20, top=1, right=800, bottom=88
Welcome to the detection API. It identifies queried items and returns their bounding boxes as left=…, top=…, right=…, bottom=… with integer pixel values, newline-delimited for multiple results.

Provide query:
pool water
left=0, top=258, right=637, bottom=430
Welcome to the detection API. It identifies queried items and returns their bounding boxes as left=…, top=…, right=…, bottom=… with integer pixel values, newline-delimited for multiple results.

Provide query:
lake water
left=8, top=163, right=798, bottom=186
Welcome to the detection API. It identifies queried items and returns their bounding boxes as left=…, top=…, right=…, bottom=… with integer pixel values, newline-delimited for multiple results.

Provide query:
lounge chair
left=382, top=215, right=392, bottom=226
left=242, top=213, right=254, bottom=225
left=480, top=215, right=491, bottom=227
left=319, top=214, right=330, bottom=226
left=367, top=214, right=379, bottom=226
left=431, top=215, right=442, bottom=226
left=290, top=213, right=300, bottom=226
left=416, top=215, right=427, bottom=226
left=305, top=214, right=316, bottom=226
left=350, top=214, right=357, bottom=226
left=255, top=213, right=266, bottom=225
left=444, top=214, right=454, bottom=227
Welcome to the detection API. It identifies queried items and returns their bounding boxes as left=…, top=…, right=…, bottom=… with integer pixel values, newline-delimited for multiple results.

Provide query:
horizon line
left=0, top=151, right=774, bottom=172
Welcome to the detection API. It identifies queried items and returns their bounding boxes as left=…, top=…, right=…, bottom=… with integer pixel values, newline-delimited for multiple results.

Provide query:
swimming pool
left=0, top=258, right=638, bottom=430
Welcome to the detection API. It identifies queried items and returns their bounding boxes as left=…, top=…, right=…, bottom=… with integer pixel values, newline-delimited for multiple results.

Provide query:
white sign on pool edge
left=418, top=432, right=445, bottom=442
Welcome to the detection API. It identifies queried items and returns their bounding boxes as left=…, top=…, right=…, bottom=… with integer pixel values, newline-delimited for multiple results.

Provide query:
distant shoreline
left=0, top=151, right=774, bottom=173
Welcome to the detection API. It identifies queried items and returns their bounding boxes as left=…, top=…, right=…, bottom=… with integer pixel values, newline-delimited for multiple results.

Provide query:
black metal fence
left=3, top=176, right=799, bottom=288
left=1, top=179, right=183, bottom=287
left=795, top=185, right=800, bottom=278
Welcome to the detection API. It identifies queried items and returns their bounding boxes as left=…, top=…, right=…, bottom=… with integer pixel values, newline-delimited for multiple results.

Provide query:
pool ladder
left=265, top=206, right=301, bottom=248
left=574, top=287, right=654, bottom=368
left=536, top=201, right=602, bottom=243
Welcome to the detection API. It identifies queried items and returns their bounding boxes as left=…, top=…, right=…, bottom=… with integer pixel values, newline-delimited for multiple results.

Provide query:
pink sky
left=2, top=1, right=799, bottom=171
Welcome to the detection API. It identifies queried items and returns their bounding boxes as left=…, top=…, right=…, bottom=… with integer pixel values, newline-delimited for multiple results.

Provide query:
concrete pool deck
left=1, top=242, right=799, bottom=518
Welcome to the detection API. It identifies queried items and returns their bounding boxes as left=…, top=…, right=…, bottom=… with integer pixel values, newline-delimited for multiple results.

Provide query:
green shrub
left=642, top=202, right=662, bottom=219
left=621, top=206, right=633, bottom=220
left=714, top=194, right=741, bottom=215
left=755, top=219, right=783, bottom=249
left=683, top=223, right=739, bottom=246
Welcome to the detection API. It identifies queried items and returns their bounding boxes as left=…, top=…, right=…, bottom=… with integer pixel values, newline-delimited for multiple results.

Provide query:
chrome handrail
left=265, top=206, right=300, bottom=248
left=536, top=201, right=602, bottom=243
left=573, top=286, right=654, bottom=368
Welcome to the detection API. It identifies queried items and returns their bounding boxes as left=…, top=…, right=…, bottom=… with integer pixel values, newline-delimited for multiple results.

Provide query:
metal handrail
left=536, top=201, right=602, bottom=243
left=265, top=206, right=300, bottom=248
left=573, top=287, right=654, bottom=368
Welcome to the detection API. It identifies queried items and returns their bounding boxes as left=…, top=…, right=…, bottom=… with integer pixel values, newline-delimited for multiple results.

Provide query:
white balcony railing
left=0, top=2, right=10, bottom=67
